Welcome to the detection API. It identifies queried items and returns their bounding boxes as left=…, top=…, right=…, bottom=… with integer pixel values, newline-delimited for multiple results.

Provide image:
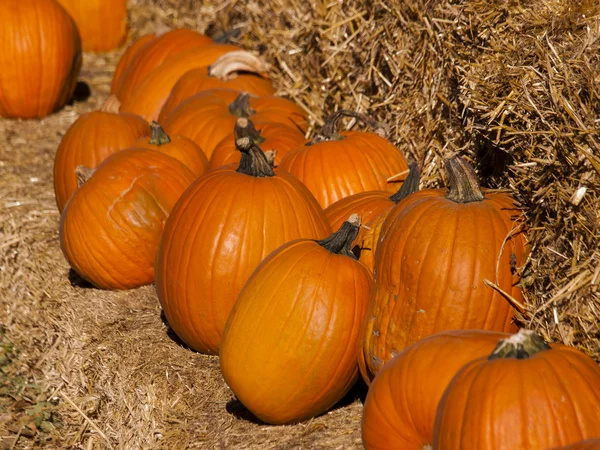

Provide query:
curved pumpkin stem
left=101, top=95, right=121, bottom=114
left=310, top=110, right=389, bottom=144
left=75, top=166, right=95, bottom=187
left=317, top=214, right=361, bottom=258
left=445, top=156, right=485, bottom=203
left=149, top=121, right=171, bottom=146
left=389, top=162, right=420, bottom=203
left=235, top=117, right=266, bottom=145
left=488, top=329, right=551, bottom=360
left=228, top=93, right=256, bottom=118
left=208, top=51, right=269, bottom=80
left=235, top=137, right=275, bottom=178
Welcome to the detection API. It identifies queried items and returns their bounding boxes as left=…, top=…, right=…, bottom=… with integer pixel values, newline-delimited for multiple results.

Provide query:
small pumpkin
left=220, top=215, right=373, bottom=425
left=0, top=0, right=81, bottom=118
left=111, top=33, right=156, bottom=96
left=60, top=149, right=196, bottom=290
left=433, top=329, right=600, bottom=449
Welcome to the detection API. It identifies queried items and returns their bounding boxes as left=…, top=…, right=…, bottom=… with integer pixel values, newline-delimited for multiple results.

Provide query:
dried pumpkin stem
left=75, top=166, right=95, bottom=187
left=310, top=110, right=389, bottom=144
left=235, top=117, right=266, bottom=145
left=229, top=92, right=256, bottom=118
left=445, top=156, right=485, bottom=203
left=488, top=329, right=551, bottom=360
left=317, top=214, right=361, bottom=258
left=208, top=51, right=268, bottom=80
left=389, top=162, right=420, bottom=203
left=148, top=121, right=171, bottom=146
left=235, top=137, right=274, bottom=177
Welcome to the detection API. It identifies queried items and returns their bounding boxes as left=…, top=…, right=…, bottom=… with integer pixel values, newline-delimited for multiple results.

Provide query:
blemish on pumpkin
left=416, top=309, right=425, bottom=314
left=371, top=356, right=382, bottom=369
left=390, top=349, right=400, bottom=358
left=372, top=330, right=380, bottom=337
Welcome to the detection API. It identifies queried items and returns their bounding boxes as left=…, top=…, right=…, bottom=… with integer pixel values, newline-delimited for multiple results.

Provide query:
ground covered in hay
left=1, top=0, right=599, bottom=448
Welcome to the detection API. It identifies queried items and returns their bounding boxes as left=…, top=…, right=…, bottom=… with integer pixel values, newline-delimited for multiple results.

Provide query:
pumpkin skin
left=220, top=216, right=373, bottom=425
left=325, top=190, right=397, bottom=232
left=361, top=330, right=509, bottom=450
left=56, top=0, right=127, bottom=52
left=360, top=157, right=526, bottom=381
left=60, top=149, right=196, bottom=290
left=155, top=138, right=331, bottom=354
left=0, top=0, right=82, bottom=119
left=279, top=110, right=408, bottom=209
left=111, top=33, right=156, bottom=96
left=551, top=439, right=600, bottom=450
left=433, top=330, right=600, bottom=450
left=53, top=96, right=151, bottom=212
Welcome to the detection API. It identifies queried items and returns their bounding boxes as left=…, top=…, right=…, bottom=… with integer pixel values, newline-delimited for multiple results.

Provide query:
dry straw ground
left=1, top=0, right=599, bottom=448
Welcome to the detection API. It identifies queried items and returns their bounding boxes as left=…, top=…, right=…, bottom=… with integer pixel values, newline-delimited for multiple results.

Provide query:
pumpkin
left=60, top=149, right=196, bottom=290
left=160, top=50, right=276, bottom=115
left=361, top=156, right=527, bottom=381
left=0, top=0, right=81, bottom=119
left=220, top=215, right=373, bottom=425
left=551, top=439, right=600, bottom=450
left=119, top=43, right=240, bottom=121
left=161, top=90, right=308, bottom=159
left=53, top=96, right=150, bottom=212
left=56, top=0, right=127, bottom=52
left=133, top=122, right=209, bottom=176
left=209, top=117, right=306, bottom=169
left=114, top=29, right=214, bottom=100
left=361, top=330, right=509, bottom=450
left=278, top=110, right=409, bottom=209
left=111, top=33, right=156, bottom=96
left=433, top=329, right=600, bottom=449
left=155, top=137, right=331, bottom=354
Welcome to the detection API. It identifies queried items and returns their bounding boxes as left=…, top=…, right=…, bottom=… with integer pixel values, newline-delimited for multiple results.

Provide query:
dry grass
left=1, top=0, right=599, bottom=448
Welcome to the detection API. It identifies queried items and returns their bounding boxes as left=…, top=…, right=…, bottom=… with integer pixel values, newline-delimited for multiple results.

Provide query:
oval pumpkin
left=220, top=215, right=373, bottom=424
left=111, top=33, right=156, bottom=96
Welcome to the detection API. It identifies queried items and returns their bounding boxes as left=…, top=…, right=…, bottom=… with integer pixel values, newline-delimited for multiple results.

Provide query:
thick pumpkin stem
left=101, top=95, right=121, bottom=114
left=208, top=51, right=268, bottom=80
left=389, top=162, right=420, bottom=203
left=317, top=214, right=361, bottom=258
left=488, top=329, right=551, bottom=360
left=309, top=110, right=389, bottom=145
left=149, top=121, right=171, bottom=146
left=235, top=137, right=275, bottom=177
left=75, top=166, right=95, bottom=187
left=229, top=93, right=256, bottom=118
left=445, top=156, right=485, bottom=203
left=235, top=117, right=266, bottom=145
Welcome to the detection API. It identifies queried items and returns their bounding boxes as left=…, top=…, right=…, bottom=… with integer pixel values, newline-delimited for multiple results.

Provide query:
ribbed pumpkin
left=209, top=117, right=306, bottom=169
left=56, top=0, right=127, bottom=52
left=361, top=156, right=527, bottom=381
left=114, top=29, right=214, bottom=101
left=361, top=330, right=509, bottom=450
left=155, top=137, right=331, bottom=355
left=60, top=149, right=196, bottom=290
left=0, top=0, right=81, bottom=119
left=111, top=33, right=156, bottom=95
left=161, top=90, right=308, bottom=159
left=278, top=110, right=409, bottom=209
left=551, top=439, right=600, bottom=450
left=433, top=329, right=600, bottom=450
left=53, top=96, right=150, bottom=212
left=133, top=122, right=209, bottom=176
left=160, top=51, right=276, bottom=115
left=220, top=215, right=373, bottom=425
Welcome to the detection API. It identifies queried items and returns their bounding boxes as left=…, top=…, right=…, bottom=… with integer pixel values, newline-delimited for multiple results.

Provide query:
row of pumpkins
left=5, top=1, right=598, bottom=448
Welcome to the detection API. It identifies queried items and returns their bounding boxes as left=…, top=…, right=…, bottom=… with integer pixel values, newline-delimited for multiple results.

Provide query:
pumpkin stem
left=208, top=51, right=268, bottom=80
left=101, top=95, right=121, bottom=114
left=264, top=150, right=277, bottom=167
left=235, top=137, right=275, bottom=177
left=488, top=329, right=551, bottom=360
left=389, top=162, right=420, bottom=203
left=317, top=214, right=361, bottom=258
left=148, top=121, right=171, bottom=146
left=309, top=110, right=389, bottom=144
left=75, top=166, right=95, bottom=187
left=445, top=156, right=485, bottom=203
left=228, top=92, right=256, bottom=118
left=235, top=117, right=266, bottom=145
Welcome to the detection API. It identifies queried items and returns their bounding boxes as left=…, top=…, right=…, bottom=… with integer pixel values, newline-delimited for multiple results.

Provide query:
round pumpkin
left=220, top=215, right=373, bottom=424
left=111, top=33, right=156, bottom=95
left=278, top=110, right=409, bottom=209
left=0, top=0, right=81, bottom=119
left=361, top=330, right=509, bottom=450
left=433, top=329, right=600, bottom=449
left=360, top=156, right=527, bottom=381
left=56, top=0, right=127, bottom=52
left=155, top=137, right=331, bottom=354
left=60, top=149, right=196, bottom=290
left=53, top=96, right=151, bottom=212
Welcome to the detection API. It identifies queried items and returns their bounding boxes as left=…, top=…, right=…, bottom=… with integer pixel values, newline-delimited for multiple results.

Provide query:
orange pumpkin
left=433, top=330, right=600, bottom=449
left=53, top=96, right=150, bottom=212
left=111, top=33, right=156, bottom=95
left=361, top=330, right=509, bottom=450
left=0, top=0, right=81, bottom=119
left=551, top=439, right=600, bottom=450
left=155, top=137, right=331, bottom=355
left=220, top=215, right=373, bottom=424
left=60, top=149, right=196, bottom=290
left=361, top=156, right=527, bottom=381
left=56, top=0, right=127, bottom=52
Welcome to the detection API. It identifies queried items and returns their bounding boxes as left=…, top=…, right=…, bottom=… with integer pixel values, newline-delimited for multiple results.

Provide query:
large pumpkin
left=361, top=156, right=527, bottom=381
left=0, top=0, right=81, bottom=119
left=53, top=96, right=150, bottom=212
left=361, top=330, right=509, bottom=450
left=111, top=33, right=156, bottom=95
left=60, top=149, right=195, bottom=290
left=56, top=0, right=127, bottom=52
left=433, top=329, right=600, bottom=449
left=155, top=137, right=331, bottom=354
left=278, top=110, right=409, bottom=209
left=220, top=215, right=373, bottom=424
